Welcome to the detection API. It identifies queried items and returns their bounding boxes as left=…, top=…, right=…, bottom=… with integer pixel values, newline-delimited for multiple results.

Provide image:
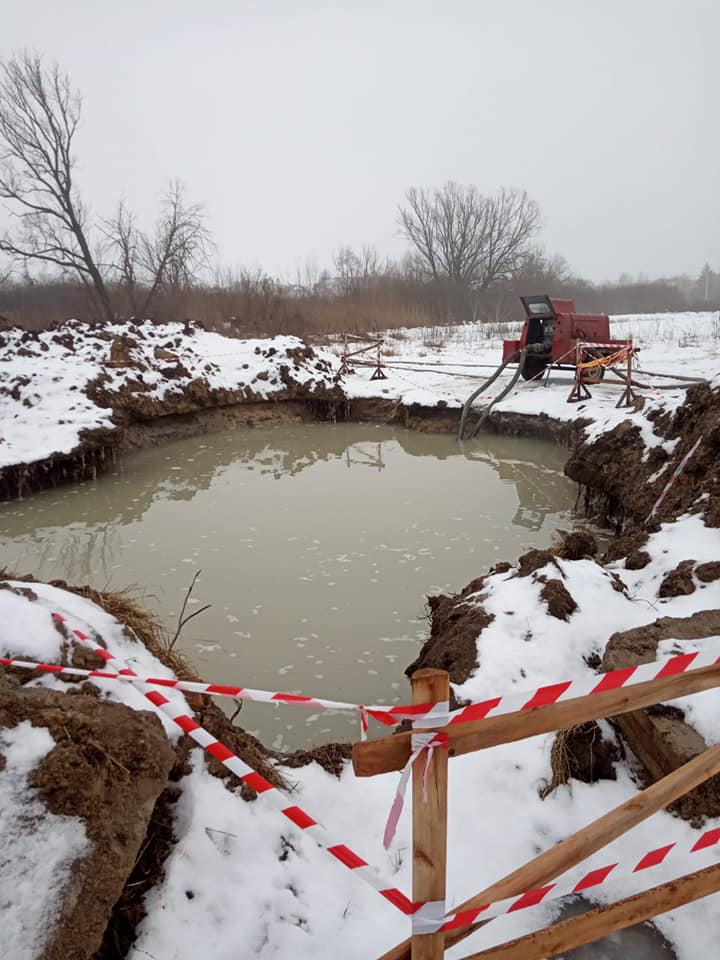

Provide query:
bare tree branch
left=168, top=569, right=211, bottom=651
left=398, top=182, right=540, bottom=290
left=103, top=180, right=213, bottom=317
left=101, top=198, right=139, bottom=314
left=138, top=180, right=213, bottom=315
left=0, top=51, right=113, bottom=319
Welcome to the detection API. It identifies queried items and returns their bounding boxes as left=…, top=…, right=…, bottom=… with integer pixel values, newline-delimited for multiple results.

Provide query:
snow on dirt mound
left=0, top=320, right=340, bottom=471
left=0, top=580, right=177, bottom=960
left=0, top=721, right=89, bottom=960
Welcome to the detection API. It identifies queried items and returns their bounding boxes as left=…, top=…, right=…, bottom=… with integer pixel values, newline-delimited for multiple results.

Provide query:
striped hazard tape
left=49, top=611, right=418, bottom=918
left=5, top=611, right=719, bottom=934
left=435, top=826, right=720, bottom=932
left=4, top=641, right=720, bottom=733
left=646, top=435, right=704, bottom=521
left=446, top=642, right=720, bottom=726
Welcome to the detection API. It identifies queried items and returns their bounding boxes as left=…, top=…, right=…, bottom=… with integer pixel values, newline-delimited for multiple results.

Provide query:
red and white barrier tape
left=5, top=643, right=720, bottom=733
left=576, top=341, right=633, bottom=351
left=383, top=729, right=449, bottom=850
left=446, top=643, right=720, bottom=727
left=50, top=612, right=418, bottom=918
left=6, top=612, right=719, bottom=931
left=646, top=435, right=704, bottom=521
left=435, top=825, right=720, bottom=933
left=0, top=654, right=363, bottom=717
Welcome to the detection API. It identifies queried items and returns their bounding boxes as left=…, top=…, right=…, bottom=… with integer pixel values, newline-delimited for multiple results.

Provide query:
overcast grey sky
left=2, top=0, right=719, bottom=283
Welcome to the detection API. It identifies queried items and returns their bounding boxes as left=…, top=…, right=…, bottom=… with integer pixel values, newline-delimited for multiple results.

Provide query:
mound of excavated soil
left=603, top=611, right=720, bottom=822
left=567, top=381, right=720, bottom=531
left=539, top=577, right=578, bottom=620
left=0, top=676, right=175, bottom=960
left=406, top=591, right=494, bottom=685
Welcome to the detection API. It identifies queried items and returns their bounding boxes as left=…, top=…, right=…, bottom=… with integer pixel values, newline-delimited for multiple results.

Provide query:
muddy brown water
left=0, top=423, right=584, bottom=748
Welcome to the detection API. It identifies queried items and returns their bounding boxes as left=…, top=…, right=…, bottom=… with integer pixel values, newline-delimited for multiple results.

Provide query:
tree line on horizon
left=0, top=51, right=717, bottom=335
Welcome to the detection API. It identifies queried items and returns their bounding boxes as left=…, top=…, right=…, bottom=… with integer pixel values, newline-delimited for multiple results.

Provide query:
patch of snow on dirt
left=0, top=320, right=339, bottom=470
left=0, top=721, right=89, bottom=960
left=3, top=552, right=720, bottom=957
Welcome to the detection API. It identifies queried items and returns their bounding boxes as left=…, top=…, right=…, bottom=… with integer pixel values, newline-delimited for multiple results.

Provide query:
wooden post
left=457, top=863, right=720, bottom=960
left=616, top=344, right=635, bottom=408
left=410, top=668, right=449, bottom=960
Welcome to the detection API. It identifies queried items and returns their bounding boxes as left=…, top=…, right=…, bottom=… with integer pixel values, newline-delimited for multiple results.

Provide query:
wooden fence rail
left=355, top=664, right=720, bottom=960
left=353, top=662, right=720, bottom=777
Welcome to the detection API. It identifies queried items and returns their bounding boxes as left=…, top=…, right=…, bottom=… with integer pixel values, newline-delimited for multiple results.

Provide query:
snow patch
left=0, top=721, right=89, bottom=960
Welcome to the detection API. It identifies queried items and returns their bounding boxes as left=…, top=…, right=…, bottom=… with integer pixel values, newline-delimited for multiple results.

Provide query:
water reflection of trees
left=394, top=431, right=573, bottom=531
left=2, top=520, right=120, bottom=585
left=0, top=427, right=572, bottom=573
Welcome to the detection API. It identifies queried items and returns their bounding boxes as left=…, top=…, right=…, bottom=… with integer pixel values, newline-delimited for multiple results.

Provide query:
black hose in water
left=457, top=348, right=527, bottom=441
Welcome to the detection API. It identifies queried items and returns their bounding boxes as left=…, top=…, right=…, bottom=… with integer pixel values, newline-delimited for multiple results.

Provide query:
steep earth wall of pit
left=0, top=386, right=581, bottom=502
left=566, top=381, right=720, bottom=529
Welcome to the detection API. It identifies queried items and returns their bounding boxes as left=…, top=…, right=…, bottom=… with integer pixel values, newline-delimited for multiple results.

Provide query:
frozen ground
left=2, top=311, right=720, bottom=957
left=1, top=311, right=718, bottom=474
left=2, top=509, right=720, bottom=958
left=0, top=320, right=337, bottom=469
left=337, top=311, right=720, bottom=444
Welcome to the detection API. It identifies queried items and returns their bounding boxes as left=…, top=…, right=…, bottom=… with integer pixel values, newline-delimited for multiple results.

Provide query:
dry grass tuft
left=540, top=726, right=575, bottom=798
left=540, top=721, right=619, bottom=799
left=61, top=582, right=198, bottom=680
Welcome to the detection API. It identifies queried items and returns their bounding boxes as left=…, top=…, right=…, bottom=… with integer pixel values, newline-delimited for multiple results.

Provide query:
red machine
left=503, top=295, right=628, bottom=381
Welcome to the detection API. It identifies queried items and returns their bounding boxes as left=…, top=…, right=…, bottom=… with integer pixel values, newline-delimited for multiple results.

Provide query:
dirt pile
left=567, top=381, right=720, bottom=530
left=89, top=336, right=342, bottom=424
left=659, top=560, right=697, bottom=597
left=603, top=611, right=720, bottom=822
left=406, top=589, right=494, bottom=685
left=539, top=578, right=578, bottom=620
left=0, top=676, right=175, bottom=960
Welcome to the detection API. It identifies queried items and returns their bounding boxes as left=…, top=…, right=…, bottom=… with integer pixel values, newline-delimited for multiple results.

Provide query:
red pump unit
left=503, top=295, right=627, bottom=381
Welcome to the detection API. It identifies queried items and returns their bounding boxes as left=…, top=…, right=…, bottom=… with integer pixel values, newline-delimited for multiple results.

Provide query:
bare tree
left=103, top=198, right=140, bottom=314
left=475, top=188, right=541, bottom=289
left=398, top=182, right=540, bottom=290
left=333, top=244, right=381, bottom=296
left=105, top=181, right=213, bottom=316
left=144, top=181, right=212, bottom=302
left=0, top=52, right=113, bottom=320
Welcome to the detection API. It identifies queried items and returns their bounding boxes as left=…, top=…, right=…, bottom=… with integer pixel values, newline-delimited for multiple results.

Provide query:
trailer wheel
left=581, top=362, right=606, bottom=383
left=521, top=356, right=547, bottom=381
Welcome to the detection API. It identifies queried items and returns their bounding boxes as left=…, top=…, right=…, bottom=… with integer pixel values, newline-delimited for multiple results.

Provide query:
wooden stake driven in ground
left=376, top=740, right=720, bottom=960
left=457, top=863, right=720, bottom=960
left=353, top=663, right=720, bottom=777
left=410, top=669, right=449, bottom=960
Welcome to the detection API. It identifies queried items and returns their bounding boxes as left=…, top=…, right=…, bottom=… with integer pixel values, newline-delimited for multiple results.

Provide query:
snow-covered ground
left=3, top=511, right=720, bottom=959
left=1, top=311, right=719, bottom=474
left=0, top=320, right=338, bottom=469
left=337, top=311, right=720, bottom=436
left=0, top=721, right=90, bottom=960
left=2, top=310, right=720, bottom=958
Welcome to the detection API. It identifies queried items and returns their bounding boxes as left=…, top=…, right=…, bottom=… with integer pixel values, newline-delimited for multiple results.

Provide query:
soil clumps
left=0, top=676, right=175, bottom=960
left=406, top=592, right=494, bottom=684
left=658, top=560, right=697, bottom=598
left=603, top=611, right=720, bottom=822
left=539, top=578, right=578, bottom=620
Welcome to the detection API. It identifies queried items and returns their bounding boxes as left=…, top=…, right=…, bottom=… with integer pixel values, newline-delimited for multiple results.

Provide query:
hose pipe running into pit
left=457, top=347, right=527, bottom=442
